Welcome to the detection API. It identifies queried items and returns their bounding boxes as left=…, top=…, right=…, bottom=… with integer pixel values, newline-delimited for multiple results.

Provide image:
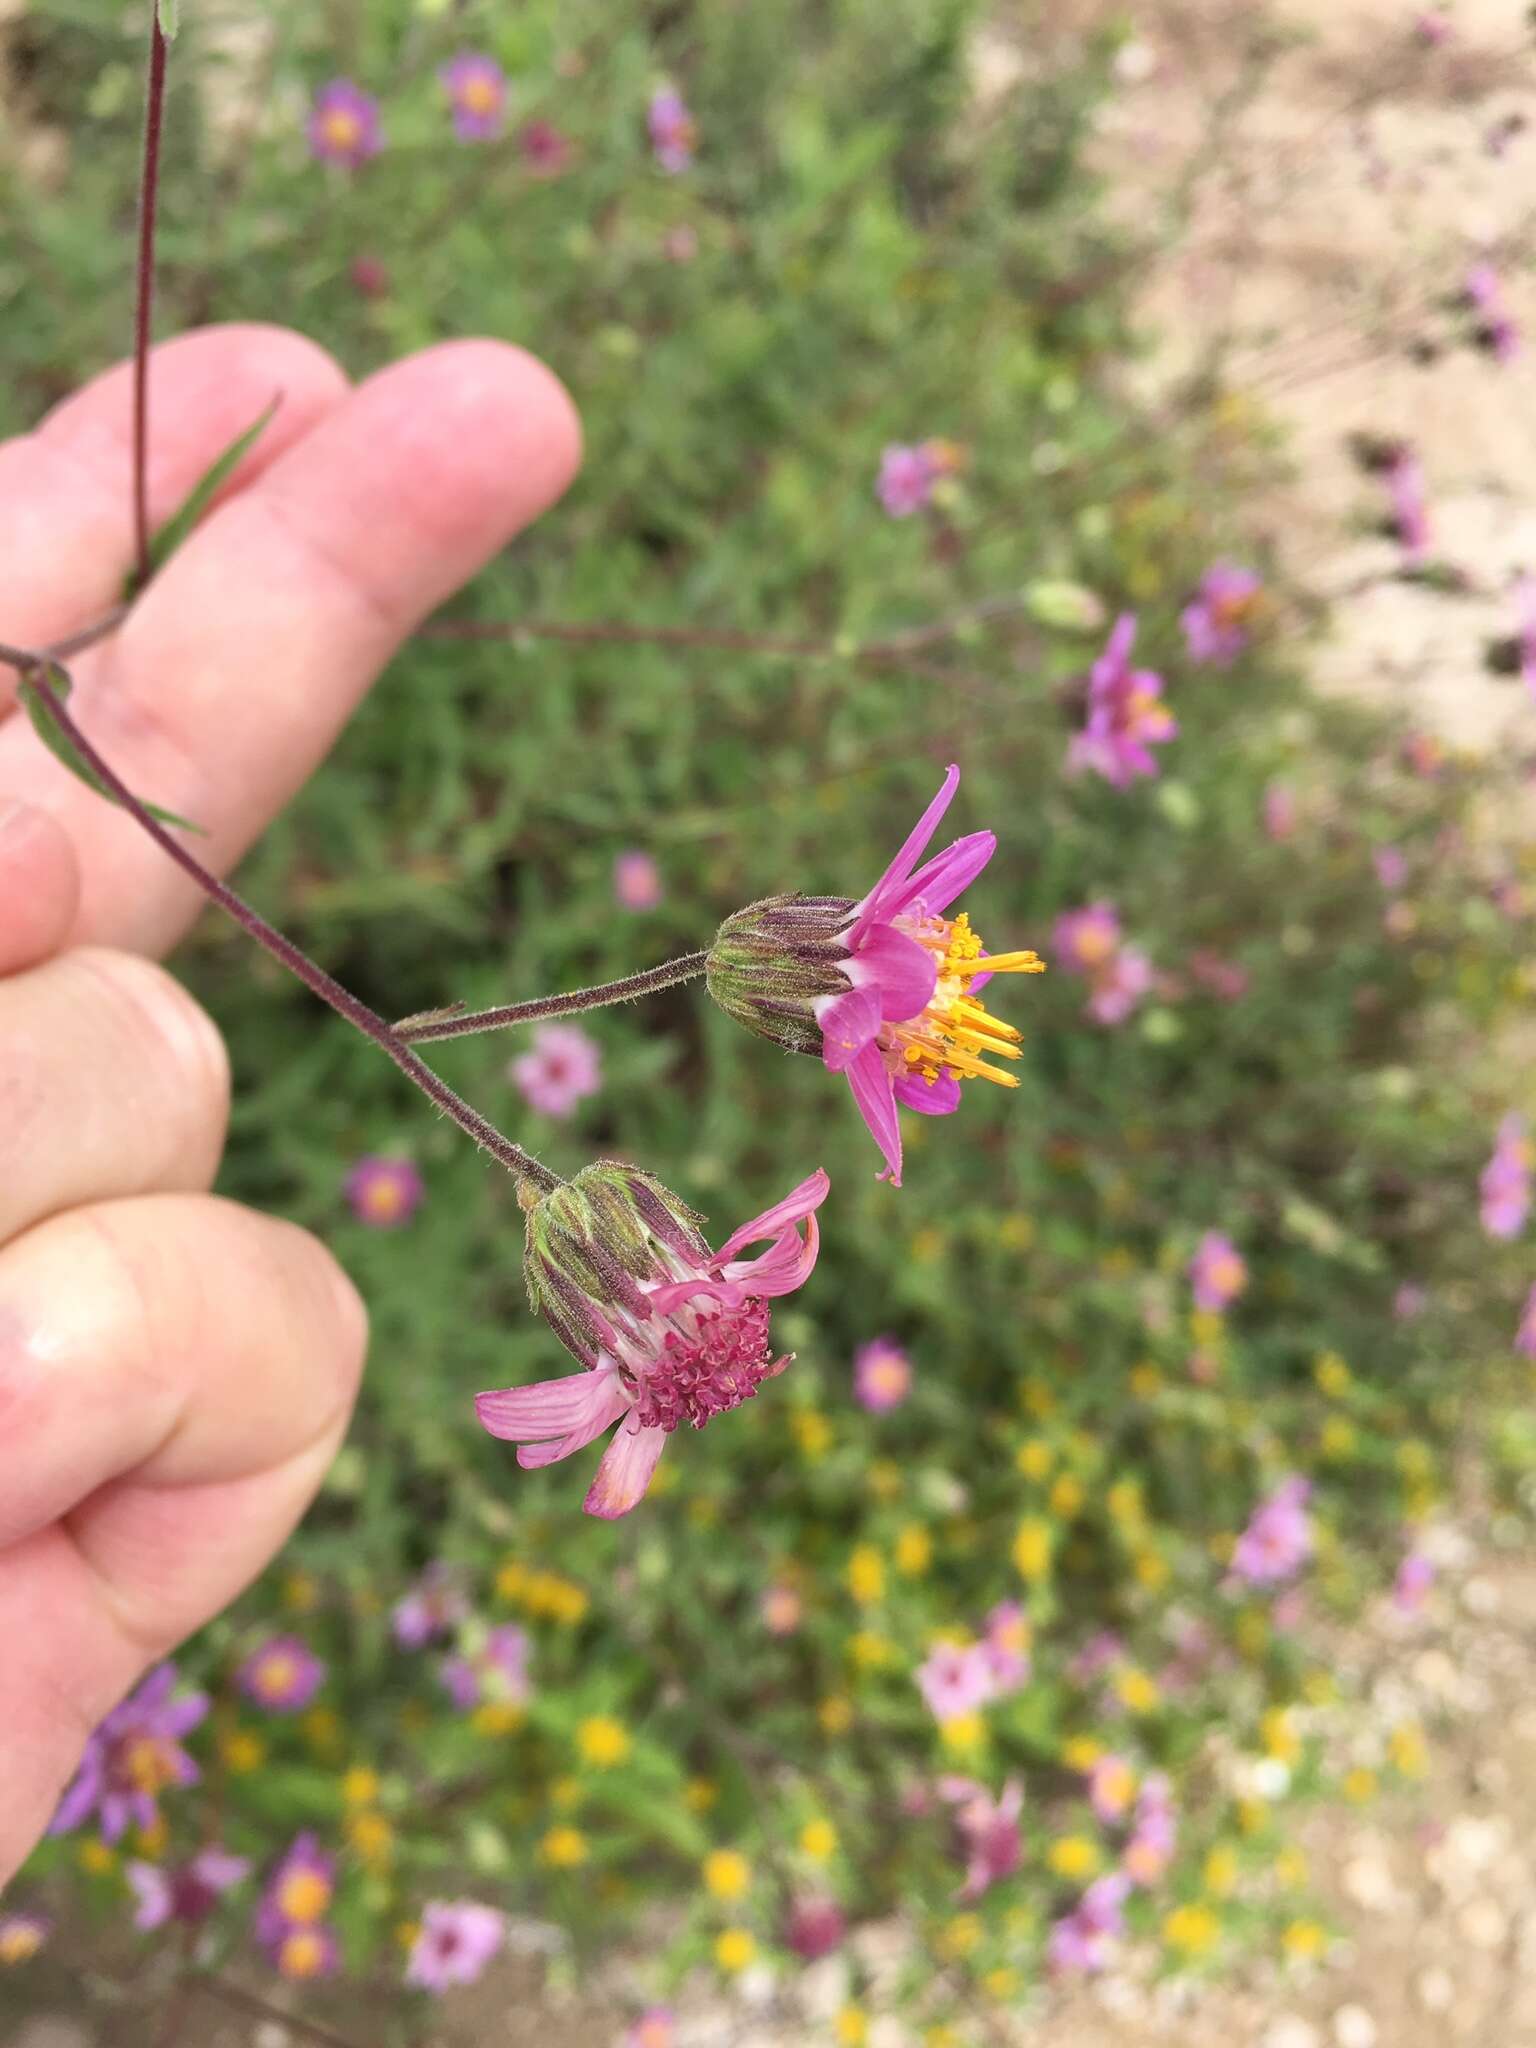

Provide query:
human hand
left=0, top=323, right=580, bottom=1885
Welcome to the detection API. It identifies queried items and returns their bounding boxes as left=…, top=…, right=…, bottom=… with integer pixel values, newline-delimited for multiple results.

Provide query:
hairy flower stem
left=394, top=952, right=710, bottom=1044
left=23, top=663, right=562, bottom=1195
left=132, top=11, right=170, bottom=588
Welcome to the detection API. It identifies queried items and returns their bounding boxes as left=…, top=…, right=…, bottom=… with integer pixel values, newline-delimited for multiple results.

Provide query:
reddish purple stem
left=132, top=13, right=169, bottom=587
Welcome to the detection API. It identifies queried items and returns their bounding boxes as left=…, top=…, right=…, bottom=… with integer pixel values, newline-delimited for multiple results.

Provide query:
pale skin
left=0, top=322, right=581, bottom=1886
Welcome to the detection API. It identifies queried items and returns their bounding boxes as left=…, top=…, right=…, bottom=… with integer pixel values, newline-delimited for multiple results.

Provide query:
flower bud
left=705, top=893, right=856, bottom=1056
left=522, top=1163, right=707, bottom=1368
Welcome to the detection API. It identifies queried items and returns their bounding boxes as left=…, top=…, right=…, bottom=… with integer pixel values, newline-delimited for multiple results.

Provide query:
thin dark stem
left=395, top=951, right=710, bottom=1044
left=23, top=662, right=560, bottom=1195
left=132, top=12, right=170, bottom=587
left=188, top=1976, right=368, bottom=2048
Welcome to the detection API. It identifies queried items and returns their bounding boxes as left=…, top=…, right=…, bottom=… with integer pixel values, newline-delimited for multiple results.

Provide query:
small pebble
left=1417, top=1965, right=1456, bottom=2013
left=1459, top=1897, right=1509, bottom=1950
left=1333, top=2006, right=1378, bottom=2048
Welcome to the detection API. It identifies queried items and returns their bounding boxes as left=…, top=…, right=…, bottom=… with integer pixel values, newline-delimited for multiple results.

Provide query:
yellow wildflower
left=1164, top=1903, right=1219, bottom=1956
left=1047, top=1836, right=1101, bottom=1880
left=895, top=1524, right=933, bottom=1575
left=1050, top=1473, right=1085, bottom=1519
left=342, top=1766, right=380, bottom=1808
left=1012, top=1517, right=1053, bottom=1583
left=1016, top=1439, right=1054, bottom=1481
left=577, top=1716, right=632, bottom=1767
left=714, top=1928, right=756, bottom=1972
left=835, top=2010, right=869, bottom=2047
left=800, top=1818, right=838, bottom=1861
left=702, top=1849, right=751, bottom=1900
left=540, top=1826, right=588, bottom=1867
left=819, top=1696, right=854, bottom=1735
left=936, top=1914, right=982, bottom=1959
left=1204, top=1845, right=1238, bottom=1896
left=219, top=1730, right=266, bottom=1774
left=846, top=1545, right=885, bottom=1605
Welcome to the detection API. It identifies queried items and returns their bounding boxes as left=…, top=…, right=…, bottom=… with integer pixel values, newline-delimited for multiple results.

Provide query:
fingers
left=0, top=324, right=349, bottom=670
left=0, top=801, right=80, bottom=975
left=0, top=946, right=230, bottom=1245
left=0, top=1194, right=366, bottom=1885
left=0, top=338, right=582, bottom=958
left=0, top=1192, right=367, bottom=1563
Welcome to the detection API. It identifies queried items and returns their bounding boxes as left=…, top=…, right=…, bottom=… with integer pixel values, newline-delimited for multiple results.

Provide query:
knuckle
left=70, top=948, right=231, bottom=1155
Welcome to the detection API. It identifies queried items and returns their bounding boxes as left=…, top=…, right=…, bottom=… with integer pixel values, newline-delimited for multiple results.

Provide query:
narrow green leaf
left=126, top=395, right=280, bottom=596
left=20, top=667, right=206, bottom=834
left=157, top=0, right=179, bottom=39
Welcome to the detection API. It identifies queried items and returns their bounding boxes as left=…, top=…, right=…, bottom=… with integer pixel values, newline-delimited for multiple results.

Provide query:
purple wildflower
left=308, top=81, right=383, bottom=170
left=1189, top=1231, right=1247, bottom=1313
left=1122, top=1772, right=1177, bottom=1886
left=1386, top=450, right=1431, bottom=564
left=1068, top=614, right=1176, bottom=788
left=1516, top=1282, right=1536, bottom=1358
left=627, top=2012, right=676, bottom=2048
left=614, top=849, right=663, bottom=911
left=257, top=1835, right=339, bottom=1981
left=877, top=443, right=937, bottom=517
left=1262, top=781, right=1297, bottom=841
left=784, top=1896, right=847, bottom=1960
left=812, top=764, right=1044, bottom=1184
left=126, top=1848, right=249, bottom=1930
left=1181, top=562, right=1263, bottom=665
left=1394, top=1281, right=1428, bottom=1319
left=853, top=1335, right=912, bottom=1413
left=1393, top=1547, right=1436, bottom=1614
left=440, top=53, right=508, bottom=142
left=1373, top=846, right=1408, bottom=892
left=1188, top=949, right=1249, bottom=1002
left=1514, top=573, right=1536, bottom=700
left=1481, top=1115, right=1532, bottom=1240
left=981, top=1601, right=1032, bottom=1693
left=406, top=1900, right=505, bottom=1991
left=1466, top=261, right=1520, bottom=362
left=440, top=1623, right=531, bottom=1714
left=916, top=1640, right=999, bottom=1722
left=47, top=1662, right=207, bottom=1843
left=509, top=1023, right=602, bottom=1119
left=1231, top=1475, right=1313, bottom=1587
left=344, top=1155, right=424, bottom=1229
left=1053, top=902, right=1153, bottom=1026
left=0, top=1914, right=51, bottom=1966
left=1087, top=1752, right=1136, bottom=1825
left=1047, top=1873, right=1131, bottom=1975
left=937, top=1774, right=1025, bottom=1900
left=392, top=1565, right=470, bottom=1650
left=520, top=120, right=574, bottom=177
left=648, top=88, right=696, bottom=172
left=239, top=1635, right=327, bottom=1715
left=477, top=1173, right=828, bottom=1518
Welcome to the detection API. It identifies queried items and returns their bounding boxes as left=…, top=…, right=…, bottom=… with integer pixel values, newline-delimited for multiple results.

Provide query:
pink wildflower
left=520, top=120, right=574, bottom=176
left=1516, top=1282, right=1536, bottom=1358
left=1068, top=613, right=1176, bottom=788
left=126, top=1848, right=249, bottom=1930
left=1053, top=902, right=1152, bottom=1026
left=1480, top=1114, right=1532, bottom=1240
left=344, top=1155, right=424, bottom=1229
left=853, top=1335, right=912, bottom=1412
left=627, top=2011, right=677, bottom=2048
left=1386, top=450, right=1431, bottom=564
left=1394, top=1281, right=1428, bottom=1319
left=1263, top=781, right=1297, bottom=841
left=877, top=443, right=938, bottom=517
left=915, top=1641, right=997, bottom=1723
left=1374, top=846, right=1408, bottom=892
left=1087, top=1753, right=1137, bottom=1825
left=648, top=87, right=696, bottom=172
left=47, top=1662, right=206, bottom=1842
left=981, top=1601, right=1032, bottom=1693
left=308, top=80, right=383, bottom=169
left=810, top=765, right=1043, bottom=1184
left=0, top=1914, right=51, bottom=1966
left=239, top=1636, right=326, bottom=1715
left=406, top=1901, right=505, bottom=1991
left=1047, top=1873, right=1131, bottom=1974
left=510, top=1023, right=602, bottom=1118
left=1069, top=1631, right=1124, bottom=1684
left=1393, top=1548, right=1436, bottom=1613
left=477, top=1170, right=828, bottom=1518
left=441, top=1624, right=530, bottom=1713
left=1121, top=1772, right=1177, bottom=1885
left=1415, top=8, right=1452, bottom=42
left=1188, top=949, right=1249, bottom=1002
left=760, top=1582, right=802, bottom=1635
left=614, top=849, right=663, bottom=911
left=1189, top=1231, right=1247, bottom=1313
left=937, top=1775, right=1025, bottom=1900
left=1181, top=562, right=1263, bottom=665
left=258, top=1835, right=340, bottom=1981
left=1515, top=573, right=1536, bottom=700
left=1467, top=261, right=1520, bottom=362
left=785, top=1896, right=847, bottom=1959
left=1231, top=1475, right=1313, bottom=1587
left=392, top=1564, right=470, bottom=1649
left=440, top=53, right=507, bottom=141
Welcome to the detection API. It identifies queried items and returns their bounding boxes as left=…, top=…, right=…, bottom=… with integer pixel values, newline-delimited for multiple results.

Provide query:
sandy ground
left=9, top=3, right=1536, bottom=2044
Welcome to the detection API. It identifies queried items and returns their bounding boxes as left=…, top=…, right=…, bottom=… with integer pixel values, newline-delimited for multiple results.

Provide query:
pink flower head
left=784, top=1896, right=847, bottom=1960
left=478, top=1170, right=829, bottom=1517
left=308, top=80, right=383, bottom=169
left=1263, top=781, right=1297, bottom=841
left=1088, top=944, right=1152, bottom=1026
left=853, top=1335, right=912, bottom=1412
left=1393, top=1547, right=1436, bottom=1613
left=1516, top=1281, right=1536, bottom=1358
left=1069, top=1630, right=1125, bottom=1684
left=937, top=1774, right=1024, bottom=1900
left=520, top=120, right=574, bottom=177
left=760, top=1581, right=803, bottom=1634
left=1403, top=730, right=1447, bottom=777
left=812, top=765, right=1044, bottom=1185
left=239, top=1635, right=327, bottom=1715
left=344, top=1154, right=424, bottom=1229
left=126, top=1847, right=249, bottom=1931
left=1047, top=1872, right=1131, bottom=1974
left=981, top=1601, right=1032, bottom=1693
left=877, top=443, right=939, bottom=517
left=1188, top=949, right=1249, bottom=1002
left=392, top=1564, right=470, bottom=1649
left=1069, top=614, right=1176, bottom=788
left=1480, top=1114, right=1532, bottom=1240
left=1386, top=450, right=1431, bottom=564
left=258, top=1834, right=340, bottom=1980
left=1053, top=904, right=1154, bottom=1026
left=627, top=2011, right=677, bottom=2048
left=350, top=255, right=389, bottom=298
left=1467, top=261, right=1520, bottom=363
left=1087, top=1752, right=1137, bottom=1825
left=1373, top=846, right=1408, bottom=892
left=1181, top=562, right=1263, bottom=665
left=47, top=1662, right=207, bottom=1843
left=510, top=1023, right=603, bottom=1118
left=1514, top=573, right=1536, bottom=701
left=915, top=1640, right=997, bottom=1722
left=1189, top=1231, right=1247, bottom=1313
left=1394, top=1280, right=1428, bottom=1319
left=614, top=849, right=663, bottom=911
left=0, top=1913, right=51, bottom=1966
left=441, top=1623, right=531, bottom=1714
left=406, top=1900, right=505, bottom=1991
left=648, top=87, right=696, bottom=172
left=1231, top=1475, right=1313, bottom=1587
left=1121, top=1772, right=1177, bottom=1885
left=440, top=53, right=508, bottom=142
left=1415, top=8, right=1452, bottom=42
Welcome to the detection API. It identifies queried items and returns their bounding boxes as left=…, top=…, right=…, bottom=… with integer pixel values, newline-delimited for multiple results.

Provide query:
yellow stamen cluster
left=892, top=913, right=1044, bottom=1090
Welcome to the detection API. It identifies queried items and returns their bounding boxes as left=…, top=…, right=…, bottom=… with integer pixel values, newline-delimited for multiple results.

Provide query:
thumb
left=0, top=801, right=79, bottom=975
